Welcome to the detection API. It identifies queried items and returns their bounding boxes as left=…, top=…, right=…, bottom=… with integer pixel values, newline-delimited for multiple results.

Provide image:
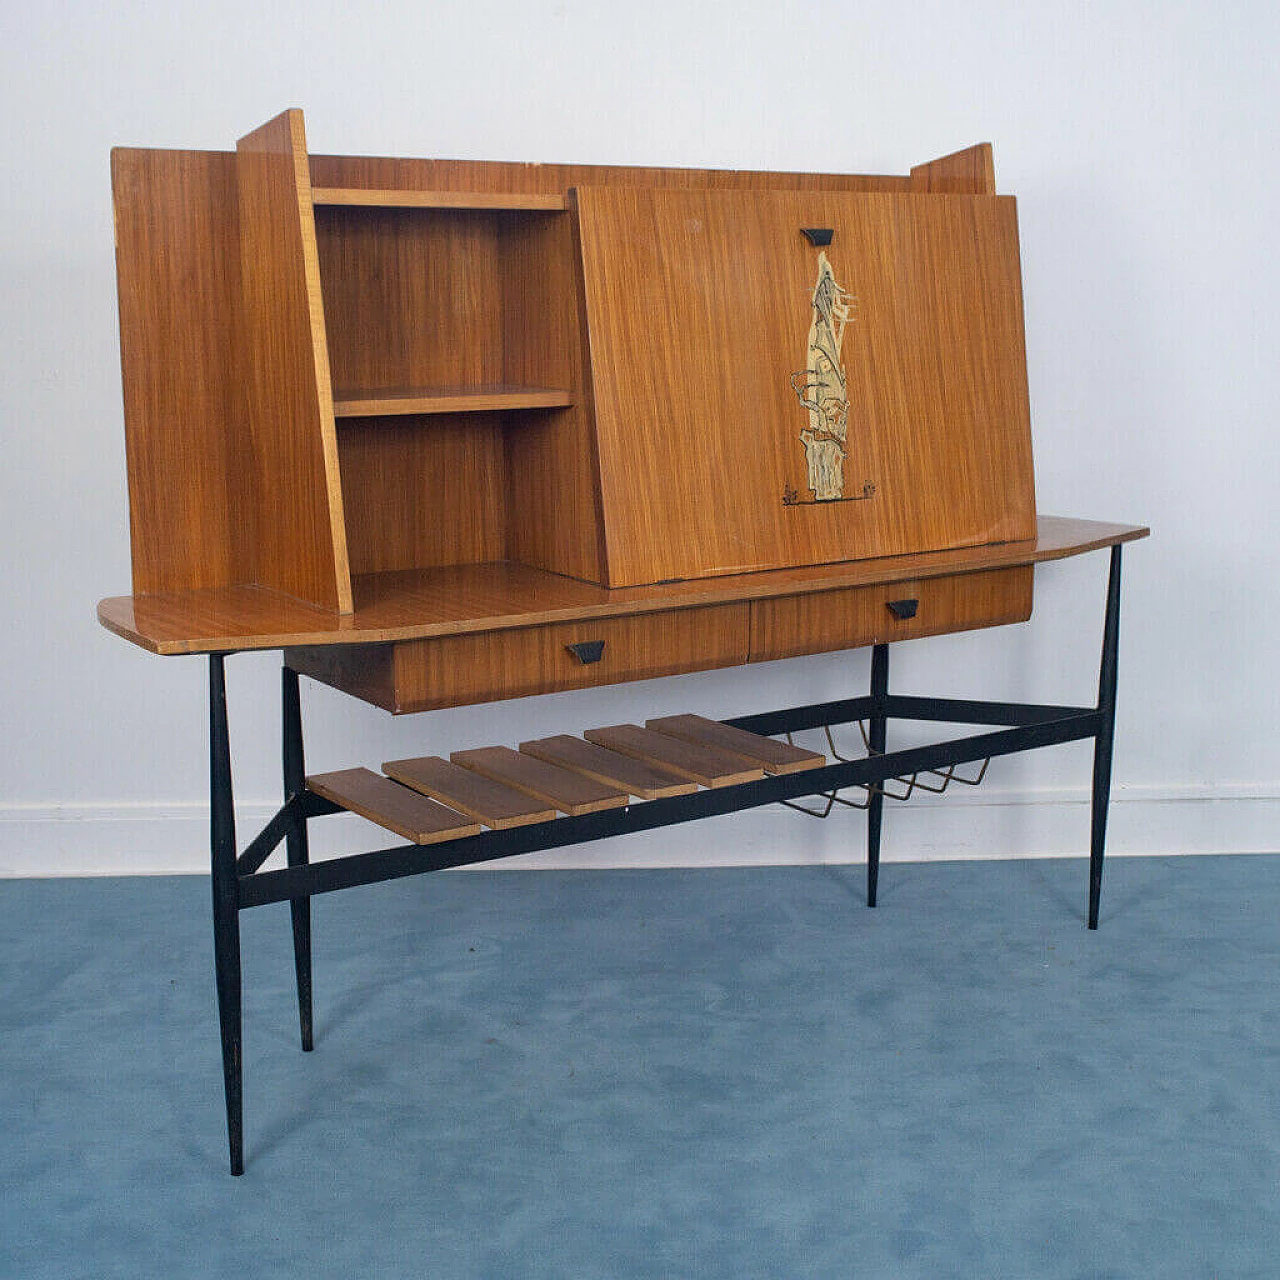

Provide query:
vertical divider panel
left=237, top=109, right=353, bottom=613
left=910, top=143, right=996, bottom=194
left=501, top=205, right=608, bottom=584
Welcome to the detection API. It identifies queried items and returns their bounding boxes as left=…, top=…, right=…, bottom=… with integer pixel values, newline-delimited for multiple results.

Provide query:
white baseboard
left=1, top=785, right=1276, bottom=877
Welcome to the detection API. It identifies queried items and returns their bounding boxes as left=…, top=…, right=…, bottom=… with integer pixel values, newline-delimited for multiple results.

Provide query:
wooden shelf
left=332, top=386, right=574, bottom=418
left=312, top=187, right=565, bottom=211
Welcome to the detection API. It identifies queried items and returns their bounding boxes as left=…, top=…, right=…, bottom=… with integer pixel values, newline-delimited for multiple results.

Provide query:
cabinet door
left=574, top=187, right=1036, bottom=588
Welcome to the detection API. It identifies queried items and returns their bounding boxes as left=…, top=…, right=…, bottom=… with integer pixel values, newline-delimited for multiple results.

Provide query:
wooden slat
left=645, top=714, right=824, bottom=775
left=519, top=735, right=699, bottom=800
left=583, top=725, right=764, bottom=788
left=306, top=768, right=480, bottom=844
left=383, top=756, right=557, bottom=828
left=451, top=746, right=627, bottom=816
left=333, top=386, right=573, bottom=417
left=312, top=187, right=567, bottom=211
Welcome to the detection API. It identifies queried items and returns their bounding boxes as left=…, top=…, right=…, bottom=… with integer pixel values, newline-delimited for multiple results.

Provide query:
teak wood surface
left=518, top=736, right=699, bottom=800
left=106, top=119, right=1009, bottom=615
left=98, top=517, right=1148, bottom=656
left=305, top=768, right=480, bottom=845
left=290, top=601, right=750, bottom=712
left=449, top=747, right=628, bottom=816
left=110, top=147, right=250, bottom=597
left=583, top=727, right=765, bottom=789
left=749, top=566, right=1034, bottom=663
left=575, top=186, right=1036, bottom=586
left=103, top=111, right=1148, bottom=724
left=382, top=757, right=558, bottom=828
left=236, top=110, right=352, bottom=613
left=644, top=715, right=825, bottom=775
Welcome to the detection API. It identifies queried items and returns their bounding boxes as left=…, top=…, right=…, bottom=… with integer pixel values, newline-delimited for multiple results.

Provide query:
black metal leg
left=1088, top=546, right=1123, bottom=929
left=282, top=666, right=314, bottom=1052
left=209, top=654, right=244, bottom=1175
left=866, top=644, right=889, bottom=907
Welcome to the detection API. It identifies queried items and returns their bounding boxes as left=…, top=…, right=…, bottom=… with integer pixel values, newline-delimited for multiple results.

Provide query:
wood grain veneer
left=287, top=602, right=750, bottom=712
left=236, top=110, right=352, bottom=612
left=382, top=757, right=557, bottom=828
left=110, top=147, right=250, bottom=595
left=574, top=186, right=1036, bottom=586
left=450, top=746, right=628, bottom=816
left=501, top=206, right=607, bottom=583
left=106, top=129, right=996, bottom=610
left=312, top=188, right=567, bottom=210
left=910, top=143, right=996, bottom=195
left=99, top=518, right=1149, bottom=656
left=335, top=415, right=506, bottom=576
left=313, top=204, right=504, bottom=395
left=306, top=768, right=480, bottom=844
left=332, top=387, right=572, bottom=416
left=518, top=736, right=698, bottom=800
left=644, top=715, right=825, bottom=774
left=583, top=726, right=765, bottom=788
left=307, top=155, right=919, bottom=198
left=749, top=566, right=1033, bottom=663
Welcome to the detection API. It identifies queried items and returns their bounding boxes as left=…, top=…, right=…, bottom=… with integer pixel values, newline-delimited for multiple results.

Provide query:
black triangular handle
left=566, top=640, right=606, bottom=665
left=886, top=598, right=919, bottom=620
left=801, top=228, right=834, bottom=246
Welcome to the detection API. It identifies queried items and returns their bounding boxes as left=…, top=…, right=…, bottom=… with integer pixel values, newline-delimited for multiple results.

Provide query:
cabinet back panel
left=314, top=207, right=505, bottom=394
left=576, top=187, right=1036, bottom=587
left=111, top=147, right=252, bottom=594
left=337, top=416, right=506, bottom=575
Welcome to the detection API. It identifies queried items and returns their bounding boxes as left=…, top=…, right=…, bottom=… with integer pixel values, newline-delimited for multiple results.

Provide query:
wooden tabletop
left=96, top=515, right=1148, bottom=656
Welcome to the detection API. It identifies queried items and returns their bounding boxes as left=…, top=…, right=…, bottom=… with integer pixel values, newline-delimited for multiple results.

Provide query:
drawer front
left=749, top=567, right=1033, bottom=663
left=390, top=604, right=749, bottom=712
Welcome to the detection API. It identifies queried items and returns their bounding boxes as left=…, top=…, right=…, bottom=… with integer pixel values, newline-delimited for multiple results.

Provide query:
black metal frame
left=206, top=546, right=1123, bottom=1174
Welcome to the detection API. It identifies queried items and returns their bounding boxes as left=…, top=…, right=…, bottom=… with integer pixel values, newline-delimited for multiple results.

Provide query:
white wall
left=2, top=0, right=1277, bottom=875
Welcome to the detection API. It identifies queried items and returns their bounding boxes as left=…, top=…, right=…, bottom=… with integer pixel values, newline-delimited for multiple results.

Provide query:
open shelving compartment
left=235, top=109, right=608, bottom=621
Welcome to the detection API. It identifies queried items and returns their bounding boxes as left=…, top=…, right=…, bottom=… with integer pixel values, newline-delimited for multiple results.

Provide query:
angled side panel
left=910, top=143, right=996, bottom=195
left=111, top=147, right=252, bottom=594
left=237, top=109, right=352, bottom=612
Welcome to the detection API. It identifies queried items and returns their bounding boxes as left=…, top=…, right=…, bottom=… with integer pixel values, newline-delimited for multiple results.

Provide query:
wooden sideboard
left=99, top=109, right=1147, bottom=1173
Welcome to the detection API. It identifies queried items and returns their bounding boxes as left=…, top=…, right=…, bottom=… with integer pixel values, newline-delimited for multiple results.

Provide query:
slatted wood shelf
left=332, top=386, right=574, bottom=418
left=312, top=187, right=567, bottom=211
left=308, top=720, right=814, bottom=842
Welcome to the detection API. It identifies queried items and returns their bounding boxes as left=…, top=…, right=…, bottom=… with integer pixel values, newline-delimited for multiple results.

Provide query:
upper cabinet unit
left=111, top=109, right=1033, bottom=613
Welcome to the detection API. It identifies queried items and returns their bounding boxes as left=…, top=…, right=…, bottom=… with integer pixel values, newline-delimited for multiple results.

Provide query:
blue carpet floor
left=2, top=855, right=1278, bottom=1278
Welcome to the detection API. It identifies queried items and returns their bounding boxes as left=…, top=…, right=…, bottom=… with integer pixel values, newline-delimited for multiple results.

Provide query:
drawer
left=287, top=603, right=750, bottom=713
left=748, top=567, right=1033, bottom=663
